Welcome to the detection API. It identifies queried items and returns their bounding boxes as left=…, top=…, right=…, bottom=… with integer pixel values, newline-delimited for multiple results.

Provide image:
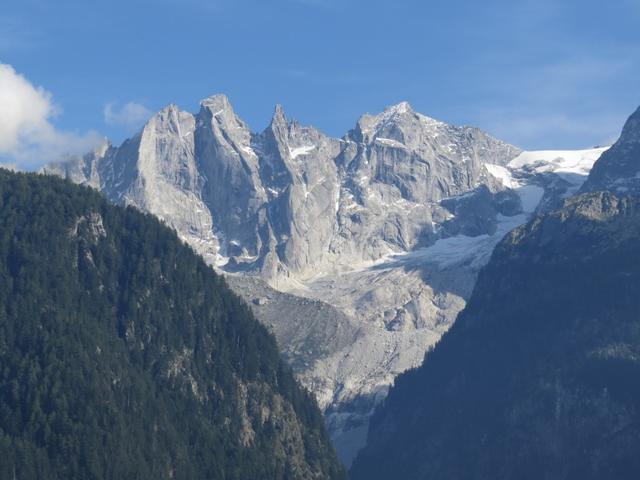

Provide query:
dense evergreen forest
left=0, top=169, right=346, bottom=480
left=352, top=192, right=640, bottom=480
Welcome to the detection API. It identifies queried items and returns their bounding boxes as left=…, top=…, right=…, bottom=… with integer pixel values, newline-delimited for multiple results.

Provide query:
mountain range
left=44, top=94, right=610, bottom=463
left=351, top=104, right=640, bottom=479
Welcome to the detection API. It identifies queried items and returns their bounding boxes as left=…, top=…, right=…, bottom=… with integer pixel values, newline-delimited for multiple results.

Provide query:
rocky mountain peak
left=618, top=105, right=640, bottom=145
left=200, top=93, right=232, bottom=112
left=260, top=103, right=295, bottom=169
left=381, top=100, right=414, bottom=116
left=197, top=93, right=250, bottom=137
left=195, top=94, right=254, bottom=171
left=581, top=105, right=640, bottom=195
left=270, top=103, right=288, bottom=128
left=351, top=101, right=446, bottom=145
left=144, top=103, right=194, bottom=138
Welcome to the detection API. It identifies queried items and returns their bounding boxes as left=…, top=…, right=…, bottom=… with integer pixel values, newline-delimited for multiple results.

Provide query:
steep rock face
left=582, top=106, right=640, bottom=195
left=343, top=102, right=516, bottom=203
left=252, top=105, right=343, bottom=278
left=125, top=106, right=221, bottom=262
left=44, top=98, right=518, bottom=278
left=43, top=95, right=611, bottom=464
left=0, top=170, right=346, bottom=480
left=351, top=191, right=640, bottom=480
left=329, top=103, right=519, bottom=264
left=194, top=95, right=266, bottom=265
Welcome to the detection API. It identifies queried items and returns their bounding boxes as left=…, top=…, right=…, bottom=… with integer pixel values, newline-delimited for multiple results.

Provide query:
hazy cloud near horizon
left=0, top=63, right=101, bottom=170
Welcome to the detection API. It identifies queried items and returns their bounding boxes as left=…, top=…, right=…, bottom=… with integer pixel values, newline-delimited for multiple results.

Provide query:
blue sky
left=1, top=0, right=639, bottom=167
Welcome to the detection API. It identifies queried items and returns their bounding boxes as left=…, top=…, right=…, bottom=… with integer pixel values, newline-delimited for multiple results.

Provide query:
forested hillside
left=0, top=169, right=346, bottom=480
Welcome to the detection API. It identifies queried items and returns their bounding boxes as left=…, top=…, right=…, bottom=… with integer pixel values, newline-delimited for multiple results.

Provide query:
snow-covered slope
left=509, top=147, right=607, bottom=175
left=42, top=96, right=609, bottom=465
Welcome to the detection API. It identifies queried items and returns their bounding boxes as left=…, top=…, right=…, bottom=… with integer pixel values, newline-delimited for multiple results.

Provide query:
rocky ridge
left=581, top=106, right=640, bottom=195
left=43, top=94, right=609, bottom=463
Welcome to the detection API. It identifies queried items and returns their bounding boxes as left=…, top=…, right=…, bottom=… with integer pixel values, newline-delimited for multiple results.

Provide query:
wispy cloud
left=0, top=63, right=102, bottom=170
left=104, top=101, right=152, bottom=131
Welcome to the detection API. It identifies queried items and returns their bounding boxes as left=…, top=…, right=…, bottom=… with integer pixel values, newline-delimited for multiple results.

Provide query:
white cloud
left=104, top=101, right=152, bottom=130
left=0, top=63, right=102, bottom=169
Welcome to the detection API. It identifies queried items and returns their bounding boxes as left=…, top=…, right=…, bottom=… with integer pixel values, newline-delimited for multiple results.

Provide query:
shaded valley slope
left=351, top=104, right=640, bottom=479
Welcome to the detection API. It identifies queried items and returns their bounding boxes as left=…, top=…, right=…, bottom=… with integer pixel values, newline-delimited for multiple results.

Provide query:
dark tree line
left=0, top=170, right=346, bottom=480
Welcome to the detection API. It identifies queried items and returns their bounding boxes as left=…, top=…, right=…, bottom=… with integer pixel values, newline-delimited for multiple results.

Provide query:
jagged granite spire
left=271, top=103, right=288, bottom=127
